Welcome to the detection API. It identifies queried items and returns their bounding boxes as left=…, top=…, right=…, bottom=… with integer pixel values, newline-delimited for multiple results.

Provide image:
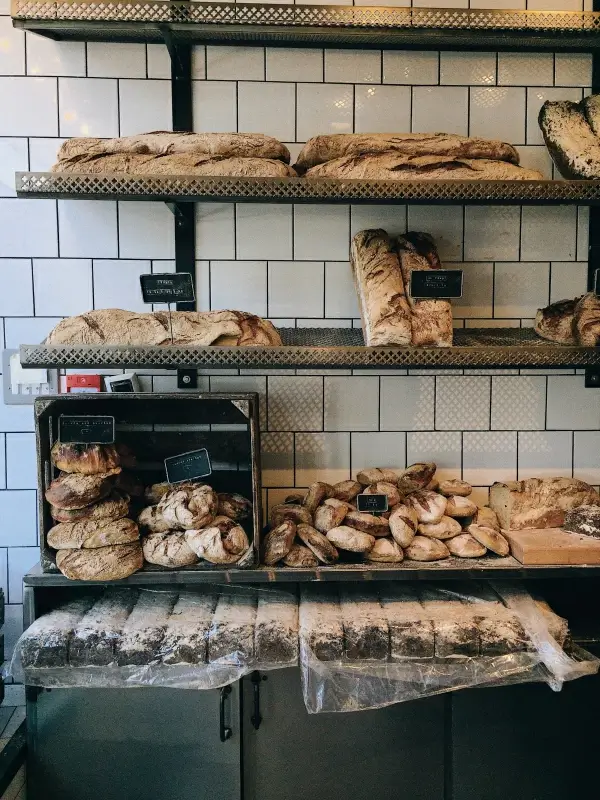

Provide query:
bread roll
left=51, top=442, right=121, bottom=476
left=47, top=517, right=139, bottom=550
left=326, top=526, right=375, bottom=553
left=396, top=232, right=453, bottom=348
left=57, top=132, right=291, bottom=164
left=405, top=536, right=449, bottom=561
left=217, top=492, right=252, bottom=521
left=366, top=537, right=404, bottom=563
left=46, top=473, right=114, bottom=510
left=350, top=229, right=412, bottom=347
left=158, top=484, right=217, bottom=530
left=46, top=309, right=282, bottom=348
left=303, top=481, right=334, bottom=514
left=283, top=543, right=319, bottom=568
left=137, top=505, right=170, bottom=534
left=446, top=533, right=487, bottom=558
left=184, top=527, right=241, bottom=564
left=297, top=524, right=339, bottom=564
left=305, top=153, right=542, bottom=181
left=142, top=532, right=199, bottom=567
left=539, top=100, right=600, bottom=179
left=294, top=133, right=520, bottom=172
left=389, top=504, right=418, bottom=548
left=397, top=463, right=437, bottom=494
left=270, top=503, right=313, bottom=527
left=438, top=479, right=472, bottom=498
left=263, top=520, right=296, bottom=566
left=489, top=477, right=600, bottom=530
left=56, top=542, right=143, bottom=580
left=467, top=524, right=510, bottom=557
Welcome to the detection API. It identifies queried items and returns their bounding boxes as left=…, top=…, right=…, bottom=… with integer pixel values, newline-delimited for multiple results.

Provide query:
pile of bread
left=51, top=131, right=544, bottom=182
left=138, top=483, right=252, bottom=568
left=44, top=308, right=282, bottom=348
left=535, top=292, right=600, bottom=346
left=539, top=93, right=600, bottom=179
left=262, top=463, right=511, bottom=567
left=45, top=441, right=254, bottom=580
left=352, top=228, right=452, bottom=347
left=52, top=132, right=298, bottom=178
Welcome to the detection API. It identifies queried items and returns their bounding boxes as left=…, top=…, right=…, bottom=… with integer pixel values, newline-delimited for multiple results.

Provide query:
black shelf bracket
left=587, top=5, right=600, bottom=389
left=166, top=28, right=198, bottom=388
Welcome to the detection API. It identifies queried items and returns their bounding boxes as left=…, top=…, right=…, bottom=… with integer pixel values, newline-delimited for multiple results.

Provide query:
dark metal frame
left=586, top=2, right=600, bottom=387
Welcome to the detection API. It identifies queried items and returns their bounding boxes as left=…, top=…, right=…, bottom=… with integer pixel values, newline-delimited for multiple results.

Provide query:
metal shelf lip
left=23, top=559, right=600, bottom=586
left=15, top=172, right=600, bottom=206
left=11, top=2, right=600, bottom=51
left=18, top=329, right=600, bottom=370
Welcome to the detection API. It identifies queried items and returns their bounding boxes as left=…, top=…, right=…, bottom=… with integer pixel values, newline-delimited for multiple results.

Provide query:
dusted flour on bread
left=69, top=588, right=138, bottom=667
left=115, top=590, right=177, bottom=666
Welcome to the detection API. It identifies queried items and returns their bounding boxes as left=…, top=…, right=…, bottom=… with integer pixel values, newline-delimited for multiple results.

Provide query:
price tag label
left=140, top=273, right=195, bottom=305
left=59, top=415, right=115, bottom=444
left=409, top=270, right=463, bottom=299
left=356, top=493, right=388, bottom=514
left=165, top=448, right=212, bottom=485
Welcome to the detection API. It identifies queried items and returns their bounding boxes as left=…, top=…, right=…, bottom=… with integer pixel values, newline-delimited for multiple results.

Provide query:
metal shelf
left=19, top=328, right=600, bottom=370
left=15, top=172, right=600, bottom=205
left=11, top=2, right=600, bottom=52
left=23, top=559, right=600, bottom=586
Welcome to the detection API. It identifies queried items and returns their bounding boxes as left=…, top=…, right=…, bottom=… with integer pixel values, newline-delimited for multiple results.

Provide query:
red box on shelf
left=65, top=374, right=103, bottom=393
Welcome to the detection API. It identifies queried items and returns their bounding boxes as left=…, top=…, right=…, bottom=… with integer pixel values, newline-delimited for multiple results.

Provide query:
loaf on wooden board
left=294, top=133, right=520, bottom=172
left=538, top=100, right=600, bottom=179
left=489, top=477, right=600, bottom=530
left=56, top=542, right=144, bottom=581
left=53, top=152, right=297, bottom=178
left=116, top=590, right=177, bottom=666
left=563, top=504, right=600, bottom=538
left=160, top=590, right=218, bottom=665
left=57, top=132, right=291, bottom=163
left=69, top=588, right=138, bottom=666
left=350, top=229, right=412, bottom=346
left=46, top=309, right=282, bottom=347
left=396, top=232, right=453, bottom=347
left=304, top=154, right=542, bottom=181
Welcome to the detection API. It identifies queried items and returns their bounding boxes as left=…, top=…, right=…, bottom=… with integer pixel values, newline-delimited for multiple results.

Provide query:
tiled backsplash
left=0, top=0, right=598, bottom=656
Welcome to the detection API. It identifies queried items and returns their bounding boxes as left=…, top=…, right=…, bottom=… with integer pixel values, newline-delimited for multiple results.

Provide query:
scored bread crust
left=490, top=477, right=600, bottom=530
left=304, top=154, right=542, bottom=181
left=294, top=133, right=520, bottom=172
left=538, top=100, right=600, bottom=179
left=534, top=297, right=579, bottom=344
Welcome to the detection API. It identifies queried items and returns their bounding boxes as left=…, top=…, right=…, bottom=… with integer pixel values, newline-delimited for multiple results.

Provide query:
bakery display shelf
left=19, top=328, right=600, bottom=370
left=15, top=172, right=600, bottom=205
left=22, top=559, right=600, bottom=586
left=11, top=1, right=600, bottom=52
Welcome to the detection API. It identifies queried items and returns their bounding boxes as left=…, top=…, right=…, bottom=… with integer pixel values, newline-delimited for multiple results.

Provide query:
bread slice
left=490, top=478, right=600, bottom=531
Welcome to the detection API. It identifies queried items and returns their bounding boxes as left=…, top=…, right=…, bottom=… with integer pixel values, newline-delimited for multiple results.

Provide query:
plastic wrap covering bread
left=11, top=586, right=299, bottom=690
left=298, top=582, right=598, bottom=713
left=294, top=133, right=520, bottom=173
left=535, top=293, right=600, bottom=346
left=44, top=309, right=282, bottom=347
left=538, top=99, right=600, bottom=179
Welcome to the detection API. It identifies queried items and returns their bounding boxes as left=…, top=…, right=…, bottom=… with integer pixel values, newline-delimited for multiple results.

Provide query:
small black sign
left=409, top=270, right=463, bottom=299
left=59, top=415, right=115, bottom=444
left=107, top=378, right=135, bottom=393
left=140, top=273, right=195, bottom=305
left=165, top=448, right=212, bottom=485
left=594, top=268, right=600, bottom=297
left=357, top=493, right=389, bottom=514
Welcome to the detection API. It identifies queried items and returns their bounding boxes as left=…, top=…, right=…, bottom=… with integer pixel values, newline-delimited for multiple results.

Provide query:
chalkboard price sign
left=140, top=273, right=195, bottom=305
left=165, top=448, right=212, bottom=484
left=59, top=415, right=115, bottom=444
left=409, top=270, right=463, bottom=299
left=356, top=493, right=389, bottom=514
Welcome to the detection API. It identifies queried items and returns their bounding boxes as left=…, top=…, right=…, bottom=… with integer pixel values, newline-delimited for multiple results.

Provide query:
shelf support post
left=165, top=27, right=198, bottom=388
left=587, top=7, right=600, bottom=387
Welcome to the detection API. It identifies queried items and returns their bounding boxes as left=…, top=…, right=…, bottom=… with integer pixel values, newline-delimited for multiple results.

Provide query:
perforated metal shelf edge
left=19, top=328, right=600, bottom=370
left=16, top=172, right=600, bottom=205
left=11, top=2, right=600, bottom=51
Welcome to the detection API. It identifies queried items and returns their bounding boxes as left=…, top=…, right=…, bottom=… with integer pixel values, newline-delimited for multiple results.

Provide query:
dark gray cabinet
left=28, top=686, right=241, bottom=800
left=242, top=667, right=445, bottom=800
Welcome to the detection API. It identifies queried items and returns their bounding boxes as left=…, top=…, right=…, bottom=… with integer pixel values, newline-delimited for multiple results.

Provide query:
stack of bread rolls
left=262, top=463, right=510, bottom=567
left=138, top=484, right=252, bottom=567
left=294, top=133, right=543, bottom=181
left=46, top=443, right=143, bottom=580
left=52, top=132, right=298, bottom=178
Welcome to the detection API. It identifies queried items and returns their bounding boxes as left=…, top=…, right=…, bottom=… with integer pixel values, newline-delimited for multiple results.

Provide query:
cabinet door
left=452, top=679, right=600, bottom=800
left=29, top=686, right=241, bottom=800
left=242, top=667, right=445, bottom=800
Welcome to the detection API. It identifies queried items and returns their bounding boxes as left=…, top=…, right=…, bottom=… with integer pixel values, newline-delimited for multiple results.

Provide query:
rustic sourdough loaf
left=534, top=297, right=579, bottom=344
left=49, top=491, right=130, bottom=523
left=45, top=472, right=114, bottom=510
left=538, top=100, right=600, bottom=179
left=573, top=292, right=600, bottom=346
left=51, top=442, right=121, bottom=475
left=47, top=517, right=139, bottom=550
left=489, top=477, right=600, bottom=530
left=56, top=542, right=143, bottom=580
left=294, top=133, right=520, bottom=172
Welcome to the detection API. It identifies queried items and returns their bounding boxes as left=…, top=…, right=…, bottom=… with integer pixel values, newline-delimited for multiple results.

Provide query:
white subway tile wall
left=0, top=4, right=598, bottom=642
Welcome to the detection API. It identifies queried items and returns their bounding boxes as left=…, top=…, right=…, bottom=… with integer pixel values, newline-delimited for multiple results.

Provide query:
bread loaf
left=418, top=587, right=479, bottom=659
left=217, top=492, right=252, bottom=521
left=299, top=585, right=343, bottom=662
left=53, top=151, right=297, bottom=178
left=116, top=589, right=177, bottom=666
left=397, top=463, right=437, bottom=494
left=296, top=524, right=339, bottom=564
left=20, top=596, right=95, bottom=668
left=46, top=473, right=114, bottom=510
left=160, top=589, right=218, bottom=665
left=69, top=588, right=138, bottom=666
left=303, top=481, right=334, bottom=513
left=184, top=527, right=240, bottom=564
left=294, top=133, right=520, bottom=172
left=208, top=593, right=257, bottom=663
left=50, top=491, right=129, bottom=523
left=326, top=526, right=375, bottom=553
left=446, top=533, right=487, bottom=558
left=404, top=536, right=449, bottom=561
left=467, top=524, right=510, bottom=556
left=255, top=593, right=299, bottom=665
left=137, top=505, right=171, bottom=533
left=365, top=537, right=404, bottom=562
left=270, top=503, right=313, bottom=527
left=489, top=477, right=600, bottom=530
left=582, top=94, right=600, bottom=137
left=350, top=229, right=412, bottom=346
left=157, top=483, right=217, bottom=530
left=380, top=584, right=434, bottom=660
left=46, top=309, right=282, bottom=347
left=305, top=153, right=542, bottom=181
left=56, top=542, right=143, bottom=580
left=538, top=100, right=600, bottom=179
left=283, top=543, right=319, bottom=568
left=142, top=532, right=199, bottom=567
left=51, top=442, right=121, bottom=475
left=396, top=232, right=453, bottom=348
left=534, top=297, right=578, bottom=344
left=339, top=587, right=389, bottom=660
left=262, top=520, right=296, bottom=565
left=57, top=132, right=291, bottom=164
left=47, top=517, right=139, bottom=550
left=563, top=504, right=600, bottom=538
left=573, top=292, right=600, bottom=346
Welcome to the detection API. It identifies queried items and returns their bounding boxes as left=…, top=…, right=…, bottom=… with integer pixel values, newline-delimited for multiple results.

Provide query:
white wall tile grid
left=0, top=0, right=598, bottom=651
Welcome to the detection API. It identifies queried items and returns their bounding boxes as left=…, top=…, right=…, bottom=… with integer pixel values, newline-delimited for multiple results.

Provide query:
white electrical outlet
left=3, top=350, right=59, bottom=404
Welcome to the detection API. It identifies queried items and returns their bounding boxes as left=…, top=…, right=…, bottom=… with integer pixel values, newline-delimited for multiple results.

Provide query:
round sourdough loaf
left=56, top=542, right=143, bottom=580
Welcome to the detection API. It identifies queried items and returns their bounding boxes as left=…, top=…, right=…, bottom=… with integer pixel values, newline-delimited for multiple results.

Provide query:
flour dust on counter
left=0, top=0, right=598, bottom=660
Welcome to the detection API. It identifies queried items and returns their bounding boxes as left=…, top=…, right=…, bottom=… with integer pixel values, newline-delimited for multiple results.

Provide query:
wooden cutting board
left=504, top=527, right=600, bottom=565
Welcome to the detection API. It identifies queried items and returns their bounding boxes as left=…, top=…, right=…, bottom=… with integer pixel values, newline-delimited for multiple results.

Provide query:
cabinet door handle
left=219, top=685, right=232, bottom=742
left=250, top=671, right=267, bottom=730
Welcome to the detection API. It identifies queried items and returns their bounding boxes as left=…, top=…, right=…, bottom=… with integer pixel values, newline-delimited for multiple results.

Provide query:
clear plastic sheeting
left=11, top=586, right=299, bottom=690
left=299, top=582, right=599, bottom=713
